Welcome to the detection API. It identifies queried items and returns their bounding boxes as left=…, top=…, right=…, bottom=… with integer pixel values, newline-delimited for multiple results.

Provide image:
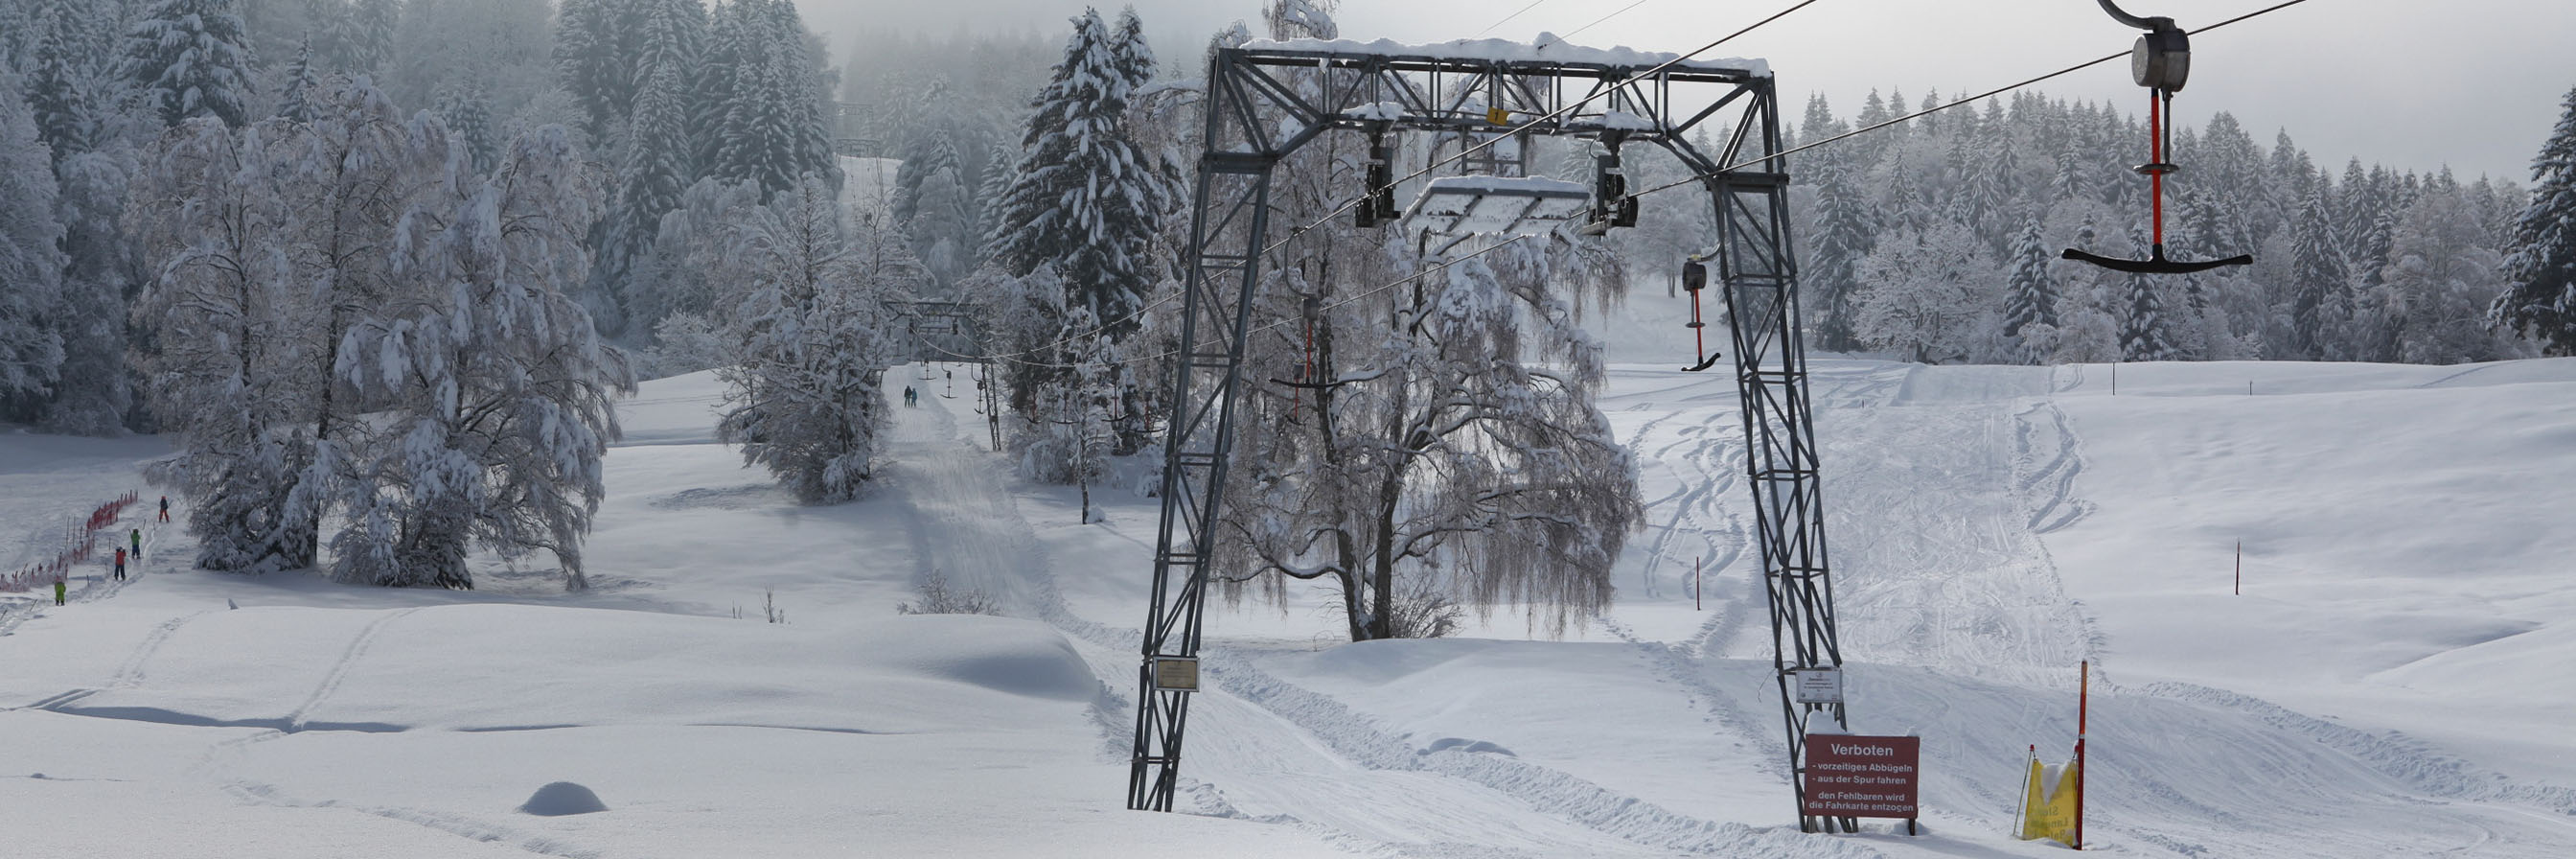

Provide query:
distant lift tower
left=1131, top=39, right=1852, bottom=832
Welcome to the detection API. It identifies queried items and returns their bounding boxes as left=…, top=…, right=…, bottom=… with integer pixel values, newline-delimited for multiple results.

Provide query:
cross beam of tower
left=1132, top=40, right=1849, bottom=831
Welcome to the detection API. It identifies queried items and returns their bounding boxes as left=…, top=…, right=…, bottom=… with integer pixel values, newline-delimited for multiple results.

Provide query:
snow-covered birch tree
left=1851, top=220, right=2000, bottom=364
left=333, top=125, right=635, bottom=589
left=0, top=72, right=67, bottom=406
left=715, top=174, right=908, bottom=503
left=129, top=116, right=312, bottom=572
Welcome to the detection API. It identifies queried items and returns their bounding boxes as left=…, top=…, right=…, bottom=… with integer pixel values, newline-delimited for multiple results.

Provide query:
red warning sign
left=1801, top=734, right=1920, bottom=819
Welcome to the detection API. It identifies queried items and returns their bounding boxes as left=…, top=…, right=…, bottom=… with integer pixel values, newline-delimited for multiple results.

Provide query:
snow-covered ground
left=4, top=351, right=2573, bottom=857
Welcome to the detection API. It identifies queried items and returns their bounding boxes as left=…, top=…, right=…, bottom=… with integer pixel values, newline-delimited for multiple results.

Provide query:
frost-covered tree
left=320, top=0, right=397, bottom=76
left=0, top=73, right=67, bottom=406
left=2374, top=181, right=2528, bottom=363
left=700, top=0, right=835, bottom=200
left=334, top=125, right=635, bottom=589
left=23, top=0, right=108, bottom=157
left=891, top=133, right=977, bottom=288
left=1852, top=220, right=1999, bottom=364
left=716, top=175, right=908, bottom=503
left=592, top=58, right=695, bottom=336
left=1999, top=218, right=2057, bottom=363
left=120, top=0, right=260, bottom=128
left=129, top=116, right=311, bottom=572
left=269, top=75, right=457, bottom=566
left=379, top=0, right=570, bottom=172
left=1217, top=239, right=1644, bottom=641
left=2493, top=83, right=2576, bottom=355
left=438, top=80, right=499, bottom=175
left=989, top=8, right=1163, bottom=334
left=275, top=30, right=320, bottom=122
left=40, top=145, right=140, bottom=435
left=1805, top=157, right=1877, bottom=351
left=550, top=0, right=631, bottom=142
left=629, top=174, right=760, bottom=331
left=2116, top=227, right=2180, bottom=361
left=2283, top=183, right=2348, bottom=360
left=1018, top=305, right=1119, bottom=522
left=1200, top=0, right=1638, bottom=643
left=988, top=6, right=1176, bottom=459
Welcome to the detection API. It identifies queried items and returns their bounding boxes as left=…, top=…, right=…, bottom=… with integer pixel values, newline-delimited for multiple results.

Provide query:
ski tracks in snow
left=880, top=380, right=1886, bottom=858
left=184, top=606, right=611, bottom=859
left=284, top=607, right=422, bottom=732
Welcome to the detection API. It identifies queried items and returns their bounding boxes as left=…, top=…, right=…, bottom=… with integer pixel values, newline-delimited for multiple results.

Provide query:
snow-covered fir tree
left=987, top=6, right=1176, bottom=458
left=989, top=8, right=1164, bottom=332
left=276, top=30, right=320, bottom=122
left=119, top=0, right=259, bottom=128
left=438, top=80, right=500, bottom=175
left=23, top=0, right=106, bottom=157
left=2493, top=83, right=2576, bottom=355
left=1804, top=156, right=1875, bottom=350
left=2000, top=218, right=2058, bottom=362
left=2283, top=183, right=2348, bottom=360
left=323, top=0, right=397, bottom=76
left=716, top=175, right=908, bottom=503
left=891, top=132, right=978, bottom=288
left=701, top=0, right=835, bottom=200
left=2116, top=227, right=2179, bottom=361
left=551, top=0, right=634, bottom=143
left=593, top=58, right=696, bottom=337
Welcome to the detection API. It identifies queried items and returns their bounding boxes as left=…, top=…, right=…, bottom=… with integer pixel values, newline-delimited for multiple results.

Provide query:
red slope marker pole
left=2076, top=660, right=2089, bottom=850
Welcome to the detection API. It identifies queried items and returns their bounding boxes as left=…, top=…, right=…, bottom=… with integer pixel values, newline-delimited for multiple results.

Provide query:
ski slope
left=3, top=355, right=2573, bottom=857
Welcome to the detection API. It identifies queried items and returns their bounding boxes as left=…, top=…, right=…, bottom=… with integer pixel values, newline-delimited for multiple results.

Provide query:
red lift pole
left=2076, top=660, right=2090, bottom=849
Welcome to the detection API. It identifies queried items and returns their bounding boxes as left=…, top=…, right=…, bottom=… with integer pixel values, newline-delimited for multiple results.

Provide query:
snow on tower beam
left=1405, top=175, right=1590, bottom=237
left=1206, top=38, right=1770, bottom=165
left=1133, top=45, right=1844, bottom=832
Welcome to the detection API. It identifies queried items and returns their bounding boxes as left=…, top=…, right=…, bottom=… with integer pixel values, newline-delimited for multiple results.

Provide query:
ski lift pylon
left=2059, top=0, right=2252, bottom=276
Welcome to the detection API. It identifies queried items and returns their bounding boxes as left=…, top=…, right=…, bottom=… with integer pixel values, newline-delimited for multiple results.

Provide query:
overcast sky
left=798, top=0, right=2571, bottom=183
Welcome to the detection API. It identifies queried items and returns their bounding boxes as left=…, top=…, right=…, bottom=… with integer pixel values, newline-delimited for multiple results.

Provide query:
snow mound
left=1422, top=737, right=1516, bottom=756
left=861, top=615, right=1101, bottom=703
left=518, top=780, right=607, bottom=816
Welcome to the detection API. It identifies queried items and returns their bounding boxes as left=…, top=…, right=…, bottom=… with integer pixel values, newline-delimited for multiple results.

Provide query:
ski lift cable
left=945, top=0, right=1829, bottom=372
left=1258, top=0, right=1830, bottom=256
left=1533, top=0, right=1656, bottom=50
left=930, top=235, right=1540, bottom=373
left=1624, top=0, right=2316, bottom=202
left=1475, top=0, right=1557, bottom=38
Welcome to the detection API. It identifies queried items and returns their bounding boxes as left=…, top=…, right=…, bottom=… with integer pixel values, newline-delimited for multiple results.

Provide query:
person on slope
left=54, top=572, right=66, bottom=606
left=112, top=546, right=126, bottom=583
left=130, top=527, right=142, bottom=559
left=158, top=495, right=170, bottom=522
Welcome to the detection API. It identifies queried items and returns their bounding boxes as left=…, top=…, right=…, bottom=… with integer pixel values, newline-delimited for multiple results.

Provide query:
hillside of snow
left=4, top=351, right=2573, bottom=857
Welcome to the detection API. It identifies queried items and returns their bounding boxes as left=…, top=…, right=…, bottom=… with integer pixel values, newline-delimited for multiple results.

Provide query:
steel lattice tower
left=1132, top=43, right=1846, bottom=831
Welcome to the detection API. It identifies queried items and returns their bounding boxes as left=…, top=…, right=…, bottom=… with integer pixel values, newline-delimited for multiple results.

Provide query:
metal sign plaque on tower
left=1131, top=38, right=1849, bottom=832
